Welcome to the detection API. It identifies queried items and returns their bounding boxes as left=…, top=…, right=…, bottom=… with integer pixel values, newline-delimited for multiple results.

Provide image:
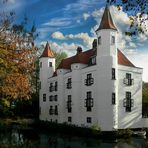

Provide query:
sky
left=0, top=0, right=148, bottom=82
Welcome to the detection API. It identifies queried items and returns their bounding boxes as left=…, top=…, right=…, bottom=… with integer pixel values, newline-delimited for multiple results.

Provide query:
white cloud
left=51, top=31, right=65, bottom=40
left=91, top=6, right=148, bottom=51
left=43, top=18, right=71, bottom=27
left=51, top=31, right=95, bottom=49
left=126, top=52, right=148, bottom=82
left=50, top=42, right=85, bottom=56
left=83, top=13, right=90, bottom=20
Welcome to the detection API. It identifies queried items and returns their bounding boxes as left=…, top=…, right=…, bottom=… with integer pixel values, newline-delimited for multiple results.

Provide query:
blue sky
left=1, top=0, right=148, bottom=81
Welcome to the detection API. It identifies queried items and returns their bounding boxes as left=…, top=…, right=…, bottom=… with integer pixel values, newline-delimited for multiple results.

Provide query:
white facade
left=39, top=6, right=143, bottom=131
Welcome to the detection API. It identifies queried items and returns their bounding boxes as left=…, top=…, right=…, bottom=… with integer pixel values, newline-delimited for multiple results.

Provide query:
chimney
left=92, top=39, right=97, bottom=49
left=77, top=46, right=82, bottom=54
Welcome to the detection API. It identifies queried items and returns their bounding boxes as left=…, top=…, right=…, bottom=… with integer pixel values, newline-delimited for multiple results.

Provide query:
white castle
left=39, top=6, right=144, bottom=131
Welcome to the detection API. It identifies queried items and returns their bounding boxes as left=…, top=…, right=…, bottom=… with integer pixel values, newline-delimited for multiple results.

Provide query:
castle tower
left=39, top=42, right=55, bottom=120
left=96, top=5, right=118, bottom=131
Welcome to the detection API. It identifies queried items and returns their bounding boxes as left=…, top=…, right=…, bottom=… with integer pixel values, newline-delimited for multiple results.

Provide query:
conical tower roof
left=40, top=42, right=55, bottom=58
left=96, top=5, right=117, bottom=31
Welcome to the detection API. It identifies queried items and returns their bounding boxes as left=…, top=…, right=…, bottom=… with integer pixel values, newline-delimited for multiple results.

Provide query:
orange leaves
left=2, top=73, right=30, bottom=99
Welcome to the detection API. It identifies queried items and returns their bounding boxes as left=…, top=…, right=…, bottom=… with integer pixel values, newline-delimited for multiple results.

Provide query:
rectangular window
left=112, top=68, right=116, bottom=80
left=124, top=92, right=134, bottom=112
left=67, top=78, right=72, bottom=89
left=112, top=93, right=116, bottom=105
left=85, top=92, right=93, bottom=112
left=91, top=56, right=96, bottom=65
left=43, top=94, right=46, bottom=102
left=111, top=36, right=115, bottom=44
left=55, top=81, right=58, bottom=91
left=98, top=36, right=101, bottom=45
left=55, top=105, right=58, bottom=115
left=49, top=95, right=53, bottom=101
left=49, top=106, right=53, bottom=115
left=39, top=81, right=41, bottom=89
left=54, top=95, right=58, bottom=101
left=68, top=117, right=72, bottom=122
left=85, top=74, right=94, bottom=86
left=49, top=62, right=52, bottom=67
left=49, top=83, right=53, bottom=92
left=87, top=117, right=91, bottom=123
left=67, top=95, right=72, bottom=113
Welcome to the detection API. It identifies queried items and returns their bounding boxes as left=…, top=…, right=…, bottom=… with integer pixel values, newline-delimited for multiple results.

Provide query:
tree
left=143, top=82, right=148, bottom=103
left=0, top=11, right=38, bottom=101
left=110, top=0, right=148, bottom=36
left=54, top=51, right=68, bottom=69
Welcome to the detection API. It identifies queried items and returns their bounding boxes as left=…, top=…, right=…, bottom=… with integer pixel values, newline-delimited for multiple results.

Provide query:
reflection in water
left=0, top=128, right=148, bottom=148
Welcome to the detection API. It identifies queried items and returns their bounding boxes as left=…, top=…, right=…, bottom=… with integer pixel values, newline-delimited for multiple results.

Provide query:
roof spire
left=40, top=41, right=55, bottom=58
left=96, top=4, right=117, bottom=31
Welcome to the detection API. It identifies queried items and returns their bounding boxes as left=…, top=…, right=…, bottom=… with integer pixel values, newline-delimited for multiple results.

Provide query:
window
left=43, top=94, right=46, bottom=102
left=123, top=92, right=134, bottom=112
left=112, top=93, right=116, bottom=105
left=49, top=95, right=53, bottom=101
left=55, top=105, right=58, bottom=115
left=68, top=117, right=72, bottom=122
left=111, top=36, right=115, bottom=44
left=49, top=83, right=53, bottom=92
left=49, top=62, right=52, bottom=67
left=85, top=92, right=93, bottom=112
left=54, top=95, right=58, bottom=101
left=85, top=74, right=94, bottom=86
left=87, top=117, right=91, bottom=123
left=39, top=82, right=41, bottom=89
left=40, top=62, right=42, bottom=68
left=123, top=73, right=134, bottom=86
left=55, top=81, right=58, bottom=91
left=98, top=36, right=101, bottom=45
left=112, top=68, right=116, bottom=80
left=67, top=78, right=72, bottom=89
left=91, top=56, right=96, bottom=65
left=49, top=106, right=53, bottom=115
left=67, top=95, right=72, bottom=113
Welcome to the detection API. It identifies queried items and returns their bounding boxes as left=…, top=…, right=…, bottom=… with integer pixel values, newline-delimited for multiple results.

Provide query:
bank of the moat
left=0, top=121, right=148, bottom=148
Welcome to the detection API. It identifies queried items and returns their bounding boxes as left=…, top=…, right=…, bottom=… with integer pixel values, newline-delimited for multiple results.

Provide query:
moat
left=0, top=127, right=148, bottom=148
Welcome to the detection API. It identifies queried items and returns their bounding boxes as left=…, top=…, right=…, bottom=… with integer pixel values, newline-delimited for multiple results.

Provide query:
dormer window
left=111, top=36, right=115, bottom=44
left=91, top=56, right=96, bottom=65
left=98, top=36, right=101, bottom=45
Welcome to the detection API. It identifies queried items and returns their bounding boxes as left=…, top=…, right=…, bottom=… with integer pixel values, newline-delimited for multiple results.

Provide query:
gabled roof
left=117, top=49, right=135, bottom=67
left=40, top=42, right=55, bottom=58
left=57, top=49, right=96, bottom=69
left=57, top=49, right=135, bottom=70
left=96, top=5, right=117, bottom=31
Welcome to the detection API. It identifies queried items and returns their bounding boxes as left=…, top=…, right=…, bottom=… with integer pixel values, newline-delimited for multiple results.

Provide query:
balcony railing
left=85, top=98, right=93, bottom=107
left=123, top=98, right=134, bottom=107
left=123, top=78, right=134, bottom=86
left=85, top=78, right=94, bottom=86
left=66, top=83, right=72, bottom=89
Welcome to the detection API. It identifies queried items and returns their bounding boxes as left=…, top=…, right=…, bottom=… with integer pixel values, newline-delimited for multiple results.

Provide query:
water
left=0, top=127, right=148, bottom=148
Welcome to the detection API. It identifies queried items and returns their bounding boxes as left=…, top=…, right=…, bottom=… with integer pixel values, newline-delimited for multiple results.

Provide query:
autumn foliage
left=0, top=14, right=37, bottom=100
